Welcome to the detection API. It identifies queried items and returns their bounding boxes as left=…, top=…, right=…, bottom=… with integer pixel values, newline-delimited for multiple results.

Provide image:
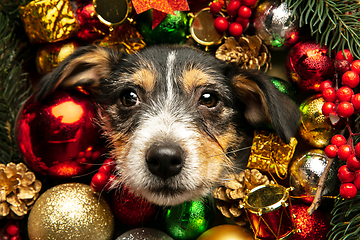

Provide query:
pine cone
left=215, top=36, right=271, bottom=72
left=0, top=162, right=42, bottom=219
left=213, top=169, right=269, bottom=226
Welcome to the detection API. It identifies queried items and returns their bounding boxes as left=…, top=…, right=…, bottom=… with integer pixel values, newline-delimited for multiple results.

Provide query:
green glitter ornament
left=270, top=76, right=297, bottom=102
left=136, top=10, right=189, bottom=45
left=162, top=198, right=214, bottom=240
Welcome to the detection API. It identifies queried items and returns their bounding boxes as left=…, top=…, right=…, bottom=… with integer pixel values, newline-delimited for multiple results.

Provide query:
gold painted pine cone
left=213, top=169, right=269, bottom=226
left=215, top=36, right=271, bottom=72
left=0, top=162, right=42, bottom=218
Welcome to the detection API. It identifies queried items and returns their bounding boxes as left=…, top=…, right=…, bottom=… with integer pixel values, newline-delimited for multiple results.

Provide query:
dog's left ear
left=228, top=68, right=300, bottom=144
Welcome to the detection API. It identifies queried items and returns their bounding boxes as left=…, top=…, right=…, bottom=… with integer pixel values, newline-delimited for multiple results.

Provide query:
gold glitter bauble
left=28, top=183, right=114, bottom=240
left=196, top=225, right=254, bottom=240
left=299, top=94, right=337, bottom=148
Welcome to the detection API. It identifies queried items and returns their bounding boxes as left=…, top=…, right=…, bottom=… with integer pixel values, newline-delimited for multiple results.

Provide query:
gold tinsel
left=213, top=169, right=269, bottom=226
left=215, top=36, right=271, bottom=72
left=0, top=162, right=42, bottom=219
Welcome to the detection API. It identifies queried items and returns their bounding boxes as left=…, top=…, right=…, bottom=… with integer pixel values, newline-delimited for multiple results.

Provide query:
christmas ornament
left=93, top=0, right=131, bottom=26
left=111, top=186, right=157, bottom=227
left=196, top=225, right=254, bottom=240
left=213, top=169, right=269, bottom=226
left=241, top=184, right=296, bottom=239
left=286, top=41, right=335, bottom=92
left=27, top=183, right=114, bottom=240
left=15, top=89, right=104, bottom=178
left=253, top=1, right=299, bottom=49
left=36, top=40, right=80, bottom=75
left=98, top=24, right=146, bottom=54
left=19, top=0, right=79, bottom=43
left=75, top=3, right=111, bottom=43
left=299, top=94, right=337, bottom=148
left=163, top=198, right=214, bottom=240
left=0, top=162, right=41, bottom=218
left=290, top=204, right=330, bottom=240
left=189, top=8, right=225, bottom=49
left=270, top=76, right=297, bottom=102
left=247, top=130, right=297, bottom=179
left=136, top=10, right=189, bottom=45
left=116, top=228, right=173, bottom=240
left=289, top=149, right=340, bottom=203
left=132, top=0, right=189, bottom=29
left=215, top=36, right=271, bottom=72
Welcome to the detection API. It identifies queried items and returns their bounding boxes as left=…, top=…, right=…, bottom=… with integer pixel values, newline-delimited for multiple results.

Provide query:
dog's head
left=36, top=45, right=299, bottom=206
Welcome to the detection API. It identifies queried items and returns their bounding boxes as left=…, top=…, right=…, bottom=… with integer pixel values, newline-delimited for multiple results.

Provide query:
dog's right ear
left=36, top=45, right=122, bottom=100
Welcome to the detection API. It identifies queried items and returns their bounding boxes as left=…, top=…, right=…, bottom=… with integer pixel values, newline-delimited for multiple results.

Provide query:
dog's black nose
left=146, top=143, right=184, bottom=180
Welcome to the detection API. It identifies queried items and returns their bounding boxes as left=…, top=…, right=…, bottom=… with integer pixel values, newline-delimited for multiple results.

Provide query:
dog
left=36, top=45, right=300, bottom=206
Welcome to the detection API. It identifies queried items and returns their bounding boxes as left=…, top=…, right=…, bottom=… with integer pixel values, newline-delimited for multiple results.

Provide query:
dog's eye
left=199, top=92, right=219, bottom=108
left=120, top=90, right=139, bottom=107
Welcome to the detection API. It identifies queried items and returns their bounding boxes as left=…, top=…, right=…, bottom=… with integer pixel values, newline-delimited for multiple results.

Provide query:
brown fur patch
left=131, top=68, right=156, bottom=92
left=181, top=68, right=213, bottom=93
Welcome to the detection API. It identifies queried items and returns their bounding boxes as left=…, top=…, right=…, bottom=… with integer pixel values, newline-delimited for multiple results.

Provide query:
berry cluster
left=2, top=222, right=21, bottom=240
left=322, top=49, right=360, bottom=199
left=210, top=0, right=257, bottom=38
left=325, top=135, right=360, bottom=199
left=90, top=158, right=117, bottom=192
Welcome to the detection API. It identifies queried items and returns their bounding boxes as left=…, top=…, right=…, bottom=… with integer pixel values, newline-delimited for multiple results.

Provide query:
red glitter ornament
left=15, top=89, right=105, bottom=178
left=286, top=41, right=335, bottom=92
left=291, top=204, right=330, bottom=240
left=111, top=186, right=157, bottom=227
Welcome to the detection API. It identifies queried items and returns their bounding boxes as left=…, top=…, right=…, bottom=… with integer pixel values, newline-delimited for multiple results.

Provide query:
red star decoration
left=132, top=0, right=189, bottom=29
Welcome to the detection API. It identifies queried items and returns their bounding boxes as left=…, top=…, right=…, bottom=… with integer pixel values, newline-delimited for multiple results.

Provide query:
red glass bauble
left=15, top=89, right=105, bottom=178
left=111, top=186, right=157, bottom=227
left=75, top=3, right=110, bottom=43
left=290, top=204, right=330, bottom=240
left=286, top=41, right=335, bottom=92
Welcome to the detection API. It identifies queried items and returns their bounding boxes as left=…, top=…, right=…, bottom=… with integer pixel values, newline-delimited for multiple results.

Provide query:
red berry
left=91, top=172, right=108, bottom=192
left=6, top=224, right=19, bottom=236
left=214, top=16, right=229, bottom=32
left=336, top=86, right=354, bottom=102
left=347, top=154, right=360, bottom=171
left=235, top=17, right=250, bottom=29
left=228, top=22, right=243, bottom=37
left=335, top=60, right=351, bottom=75
left=325, top=144, right=338, bottom=158
left=237, top=6, right=252, bottom=19
left=242, top=0, right=258, bottom=7
left=104, top=174, right=117, bottom=191
left=227, top=0, right=241, bottom=15
left=335, top=49, right=354, bottom=63
left=98, top=164, right=113, bottom=176
left=336, top=101, right=354, bottom=118
left=338, top=165, right=356, bottom=183
left=331, top=134, right=347, bottom=147
left=340, top=183, right=357, bottom=199
left=209, top=1, right=222, bottom=14
left=353, top=172, right=360, bottom=189
left=319, top=80, right=333, bottom=92
left=322, top=87, right=336, bottom=102
left=322, top=102, right=336, bottom=116
left=351, top=93, right=360, bottom=111
left=338, top=144, right=353, bottom=161
left=355, top=142, right=360, bottom=158
left=342, top=71, right=360, bottom=88
left=351, top=60, right=360, bottom=75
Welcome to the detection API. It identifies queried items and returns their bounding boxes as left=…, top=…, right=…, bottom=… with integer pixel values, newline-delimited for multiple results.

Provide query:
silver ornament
left=289, top=149, right=340, bottom=203
left=253, top=0, right=299, bottom=49
left=117, top=228, right=173, bottom=240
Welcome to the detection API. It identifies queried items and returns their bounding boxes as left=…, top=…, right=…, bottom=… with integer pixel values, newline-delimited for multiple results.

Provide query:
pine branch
left=328, top=194, right=360, bottom=240
left=285, top=0, right=360, bottom=59
left=0, top=11, right=31, bottom=164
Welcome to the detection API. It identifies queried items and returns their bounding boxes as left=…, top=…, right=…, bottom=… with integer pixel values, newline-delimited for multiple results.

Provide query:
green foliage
left=285, top=0, right=360, bottom=59
left=328, top=194, right=360, bottom=240
left=0, top=11, right=31, bottom=164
